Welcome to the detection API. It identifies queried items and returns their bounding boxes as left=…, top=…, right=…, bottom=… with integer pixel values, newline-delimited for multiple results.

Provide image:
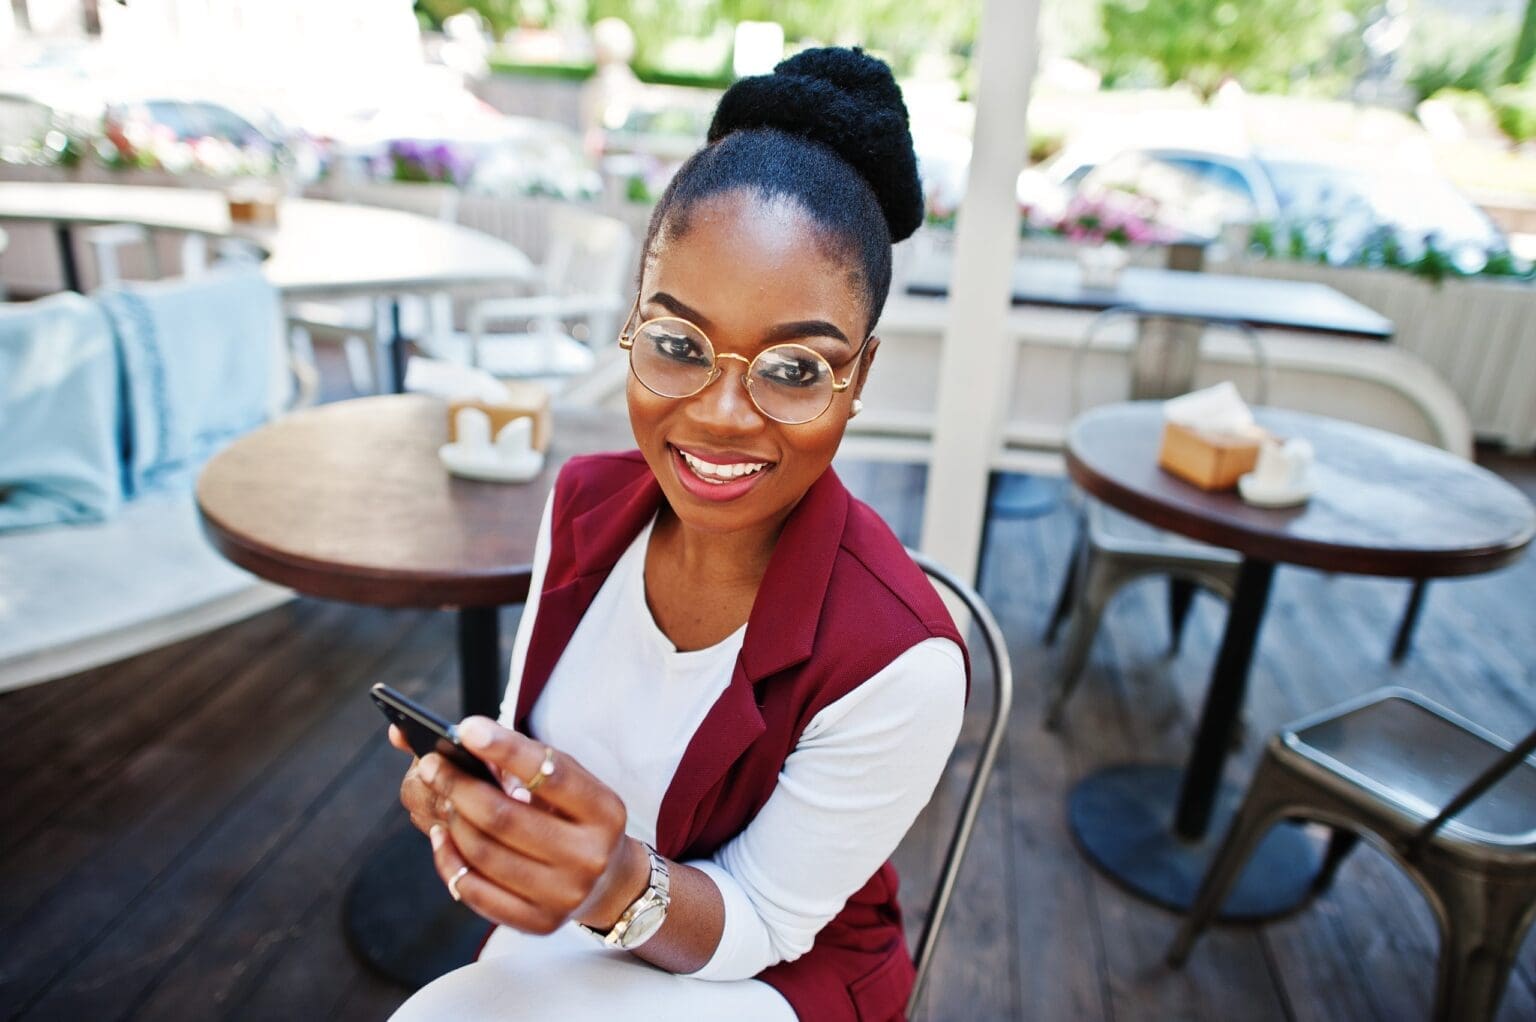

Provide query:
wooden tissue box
left=227, top=193, right=279, bottom=226
left=1157, top=421, right=1263, bottom=491
left=447, top=380, right=552, bottom=452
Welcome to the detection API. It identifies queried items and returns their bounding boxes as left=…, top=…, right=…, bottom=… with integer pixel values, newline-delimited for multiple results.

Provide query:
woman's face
left=627, top=189, right=877, bottom=538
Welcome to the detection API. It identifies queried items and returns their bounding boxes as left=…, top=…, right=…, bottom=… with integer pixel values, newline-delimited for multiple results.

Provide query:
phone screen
left=370, top=683, right=499, bottom=786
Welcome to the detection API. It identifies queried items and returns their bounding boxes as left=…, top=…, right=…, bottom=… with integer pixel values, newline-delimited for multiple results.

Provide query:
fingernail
left=429, top=824, right=445, bottom=850
left=509, top=785, right=532, bottom=804
left=459, top=718, right=493, bottom=749
left=419, top=755, right=439, bottom=784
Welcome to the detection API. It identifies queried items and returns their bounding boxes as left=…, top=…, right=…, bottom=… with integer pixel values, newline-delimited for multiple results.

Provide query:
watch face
left=619, top=902, right=666, bottom=949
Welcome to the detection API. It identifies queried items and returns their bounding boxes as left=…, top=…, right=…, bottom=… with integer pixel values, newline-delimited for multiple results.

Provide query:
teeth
left=680, top=449, right=770, bottom=483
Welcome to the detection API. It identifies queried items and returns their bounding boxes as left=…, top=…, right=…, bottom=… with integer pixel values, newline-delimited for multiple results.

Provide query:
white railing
left=1213, top=258, right=1536, bottom=453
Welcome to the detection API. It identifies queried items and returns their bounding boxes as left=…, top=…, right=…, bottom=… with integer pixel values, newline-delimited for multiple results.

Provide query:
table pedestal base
left=1069, top=764, right=1324, bottom=922
left=343, top=820, right=491, bottom=989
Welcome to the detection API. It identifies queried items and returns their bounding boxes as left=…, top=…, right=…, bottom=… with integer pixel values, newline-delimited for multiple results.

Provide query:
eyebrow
left=646, top=291, right=851, bottom=348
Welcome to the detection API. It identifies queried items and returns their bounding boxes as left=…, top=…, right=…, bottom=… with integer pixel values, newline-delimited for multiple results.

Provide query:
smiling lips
left=669, top=444, right=775, bottom=501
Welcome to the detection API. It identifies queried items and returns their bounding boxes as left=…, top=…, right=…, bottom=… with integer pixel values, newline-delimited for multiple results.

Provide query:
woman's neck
left=650, top=502, right=785, bottom=590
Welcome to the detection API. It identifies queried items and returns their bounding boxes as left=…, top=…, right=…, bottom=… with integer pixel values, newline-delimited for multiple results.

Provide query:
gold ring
left=522, top=746, right=556, bottom=794
left=447, top=865, right=470, bottom=902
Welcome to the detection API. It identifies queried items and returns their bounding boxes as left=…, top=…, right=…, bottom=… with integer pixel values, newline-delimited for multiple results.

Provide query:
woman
left=389, top=46, right=968, bottom=1022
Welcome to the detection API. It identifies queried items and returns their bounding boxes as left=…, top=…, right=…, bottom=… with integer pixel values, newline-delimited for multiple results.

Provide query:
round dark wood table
left=197, top=394, right=633, bottom=988
left=1063, top=402, right=1535, bottom=921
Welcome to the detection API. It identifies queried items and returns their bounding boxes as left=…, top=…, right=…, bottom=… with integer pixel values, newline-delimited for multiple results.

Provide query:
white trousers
left=388, top=923, right=798, bottom=1021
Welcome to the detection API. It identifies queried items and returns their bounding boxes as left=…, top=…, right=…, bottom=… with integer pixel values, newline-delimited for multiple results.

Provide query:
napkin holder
left=226, top=184, right=279, bottom=226
left=1158, top=421, right=1264, bottom=491
left=446, top=379, right=552, bottom=452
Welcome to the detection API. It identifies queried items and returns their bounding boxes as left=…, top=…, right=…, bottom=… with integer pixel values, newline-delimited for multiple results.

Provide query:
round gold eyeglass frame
left=616, top=294, right=874, bottom=425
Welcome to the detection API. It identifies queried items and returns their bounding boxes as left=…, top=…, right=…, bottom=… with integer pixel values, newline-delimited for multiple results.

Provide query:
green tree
left=1093, top=0, right=1342, bottom=100
left=1510, top=0, right=1536, bottom=85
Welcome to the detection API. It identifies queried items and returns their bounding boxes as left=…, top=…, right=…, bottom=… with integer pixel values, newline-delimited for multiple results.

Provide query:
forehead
left=645, top=190, right=864, bottom=338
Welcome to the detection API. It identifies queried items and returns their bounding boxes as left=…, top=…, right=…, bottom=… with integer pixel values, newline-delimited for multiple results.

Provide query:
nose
left=687, top=354, right=764, bottom=432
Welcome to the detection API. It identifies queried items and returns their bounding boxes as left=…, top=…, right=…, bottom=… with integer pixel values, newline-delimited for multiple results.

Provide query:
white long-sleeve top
left=498, top=491, right=966, bottom=981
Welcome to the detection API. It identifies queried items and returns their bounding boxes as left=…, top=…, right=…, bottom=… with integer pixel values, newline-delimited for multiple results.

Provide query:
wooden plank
left=129, top=681, right=448, bottom=1020
left=985, top=513, right=1111, bottom=1021
left=1032, top=509, right=1289, bottom=1022
left=21, top=611, right=450, bottom=1020
left=0, top=601, right=405, bottom=1014
left=0, top=601, right=316, bottom=855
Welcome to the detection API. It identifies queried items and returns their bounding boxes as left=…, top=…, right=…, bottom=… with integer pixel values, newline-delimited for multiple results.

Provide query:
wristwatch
left=577, top=842, right=671, bottom=950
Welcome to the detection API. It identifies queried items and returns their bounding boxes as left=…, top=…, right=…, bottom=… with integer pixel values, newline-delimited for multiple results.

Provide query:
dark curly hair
left=641, top=47, right=923, bottom=337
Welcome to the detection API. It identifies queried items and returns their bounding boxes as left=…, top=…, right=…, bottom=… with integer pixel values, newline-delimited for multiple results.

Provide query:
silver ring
left=447, top=865, right=470, bottom=902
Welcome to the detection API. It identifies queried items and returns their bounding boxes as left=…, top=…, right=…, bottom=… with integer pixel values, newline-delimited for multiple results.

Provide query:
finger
left=418, top=752, right=582, bottom=865
left=456, top=718, right=619, bottom=825
left=429, top=822, right=562, bottom=934
left=445, top=812, right=586, bottom=915
left=387, top=724, right=413, bottom=755
left=401, top=760, right=453, bottom=829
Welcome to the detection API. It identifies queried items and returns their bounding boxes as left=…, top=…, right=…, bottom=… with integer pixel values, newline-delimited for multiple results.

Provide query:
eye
left=645, top=328, right=710, bottom=366
left=756, top=351, right=827, bottom=388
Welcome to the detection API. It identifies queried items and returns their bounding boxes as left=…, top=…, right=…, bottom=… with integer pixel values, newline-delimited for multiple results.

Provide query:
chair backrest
left=541, top=205, right=635, bottom=343
left=903, top=548, right=1014, bottom=1017
left=1069, top=305, right=1271, bottom=417
left=1407, top=720, right=1536, bottom=858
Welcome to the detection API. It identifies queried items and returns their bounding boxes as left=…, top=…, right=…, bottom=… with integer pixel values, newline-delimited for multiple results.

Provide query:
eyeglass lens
left=629, top=318, right=837, bottom=425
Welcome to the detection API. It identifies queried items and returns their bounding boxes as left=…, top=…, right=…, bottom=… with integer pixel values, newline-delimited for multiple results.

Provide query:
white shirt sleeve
left=499, top=489, right=555, bottom=727
left=685, top=636, right=967, bottom=981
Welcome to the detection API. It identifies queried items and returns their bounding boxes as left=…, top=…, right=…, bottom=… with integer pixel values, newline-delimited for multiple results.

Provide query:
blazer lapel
left=515, top=461, right=662, bottom=730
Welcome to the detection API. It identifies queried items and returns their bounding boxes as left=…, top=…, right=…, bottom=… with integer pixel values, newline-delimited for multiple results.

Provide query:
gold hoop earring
left=849, top=399, right=864, bottom=418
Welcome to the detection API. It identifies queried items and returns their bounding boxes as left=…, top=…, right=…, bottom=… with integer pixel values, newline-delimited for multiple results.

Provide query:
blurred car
left=1020, top=145, right=1506, bottom=259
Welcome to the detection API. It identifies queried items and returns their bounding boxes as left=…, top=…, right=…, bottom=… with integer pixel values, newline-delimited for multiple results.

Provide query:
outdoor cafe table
left=0, top=181, right=537, bottom=388
left=196, top=394, right=633, bottom=987
left=1063, top=402, right=1535, bottom=920
left=906, top=255, right=1395, bottom=340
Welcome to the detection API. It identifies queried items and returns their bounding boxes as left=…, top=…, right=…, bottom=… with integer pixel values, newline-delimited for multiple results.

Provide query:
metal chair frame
left=1043, top=306, right=1268, bottom=727
left=1169, top=687, right=1536, bottom=1022
left=904, top=550, right=1014, bottom=1017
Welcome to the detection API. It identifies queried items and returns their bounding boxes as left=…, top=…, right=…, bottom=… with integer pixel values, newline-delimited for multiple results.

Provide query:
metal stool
left=1169, top=687, right=1536, bottom=1022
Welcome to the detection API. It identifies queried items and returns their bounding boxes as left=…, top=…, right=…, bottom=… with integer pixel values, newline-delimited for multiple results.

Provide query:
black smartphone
left=370, top=683, right=499, bottom=786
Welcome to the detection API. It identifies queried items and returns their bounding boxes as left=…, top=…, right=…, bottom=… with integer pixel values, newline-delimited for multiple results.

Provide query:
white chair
left=453, top=205, right=633, bottom=397
left=286, top=182, right=462, bottom=394
left=82, top=223, right=161, bottom=285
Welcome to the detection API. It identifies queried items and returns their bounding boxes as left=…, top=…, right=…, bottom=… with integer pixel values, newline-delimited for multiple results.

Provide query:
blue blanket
left=97, top=268, right=277, bottom=498
left=0, top=293, right=124, bottom=531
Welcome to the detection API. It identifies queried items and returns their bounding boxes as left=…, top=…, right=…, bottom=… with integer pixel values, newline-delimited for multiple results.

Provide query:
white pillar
left=918, top=0, right=1043, bottom=583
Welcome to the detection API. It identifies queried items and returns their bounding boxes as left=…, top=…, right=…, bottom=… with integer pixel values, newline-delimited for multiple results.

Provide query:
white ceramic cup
left=1253, top=437, right=1314, bottom=492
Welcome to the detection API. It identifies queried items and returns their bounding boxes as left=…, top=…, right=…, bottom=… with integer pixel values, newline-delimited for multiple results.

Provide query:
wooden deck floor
left=2, top=450, right=1532, bottom=1022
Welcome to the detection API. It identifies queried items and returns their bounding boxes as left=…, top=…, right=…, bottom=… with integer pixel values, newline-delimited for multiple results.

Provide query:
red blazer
left=510, top=451, right=969, bottom=1022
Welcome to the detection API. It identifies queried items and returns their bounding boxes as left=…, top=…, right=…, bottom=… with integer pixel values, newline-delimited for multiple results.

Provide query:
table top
left=906, top=257, right=1394, bottom=340
left=196, top=395, right=633, bottom=608
left=1065, top=402, right=1535, bottom=578
left=0, top=181, right=535, bottom=297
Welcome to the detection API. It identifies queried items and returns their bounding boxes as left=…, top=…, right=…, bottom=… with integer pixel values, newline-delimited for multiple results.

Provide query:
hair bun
left=707, top=46, right=923, bottom=243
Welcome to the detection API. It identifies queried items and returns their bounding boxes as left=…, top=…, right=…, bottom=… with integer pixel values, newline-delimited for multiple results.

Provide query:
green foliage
left=1491, top=82, right=1536, bottom=144
left=1246, top=218, right=1536, bottom=286
left=1406, top=44, right=1505, bottom=105
left=487, top=57, right=596, bottom=79
left=633, top=65, right=735, bottom=89
left=1510, top=0, right=1536, bottom=85
left=1091, top=0, right=1341, bottom=100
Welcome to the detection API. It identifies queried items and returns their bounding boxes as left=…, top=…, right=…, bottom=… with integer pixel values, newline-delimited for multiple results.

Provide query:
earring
left=850, top=399, right=864, bottom=418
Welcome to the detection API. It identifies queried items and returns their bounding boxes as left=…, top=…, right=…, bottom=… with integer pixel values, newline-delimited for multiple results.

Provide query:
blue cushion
left=97, top=267, right=277, bottom=497
left=0, top=293, right=123, bottom=531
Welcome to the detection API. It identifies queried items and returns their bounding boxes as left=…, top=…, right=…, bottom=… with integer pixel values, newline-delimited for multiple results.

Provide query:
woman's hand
left=394, top=716, right=650, bottom=936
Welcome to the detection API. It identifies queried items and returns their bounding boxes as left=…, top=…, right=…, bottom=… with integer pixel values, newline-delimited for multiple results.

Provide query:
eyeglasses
left=617, top=295, right=873, bottom=425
